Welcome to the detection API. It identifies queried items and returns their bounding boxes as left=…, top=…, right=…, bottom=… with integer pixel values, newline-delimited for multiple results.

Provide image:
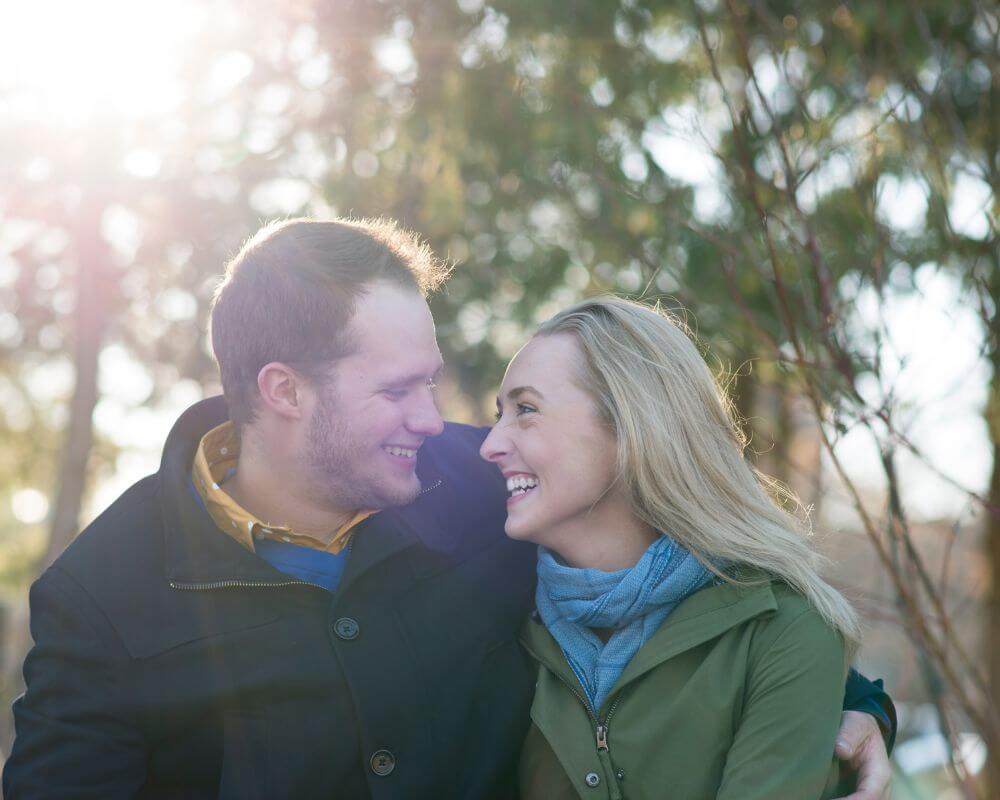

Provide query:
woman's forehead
left=502, top=334, right=583, bottom=389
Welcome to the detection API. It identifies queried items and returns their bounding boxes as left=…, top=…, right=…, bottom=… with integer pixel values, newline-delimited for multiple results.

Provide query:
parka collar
left=157, top=396, right=450, bottom=589
left=521, top=572, right=778, bottom=713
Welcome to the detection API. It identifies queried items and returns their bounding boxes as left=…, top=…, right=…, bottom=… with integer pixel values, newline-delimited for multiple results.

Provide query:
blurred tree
left=266, top=0, right=997, bottom=790
left=1, top=0, right=995, bottom=790
left=0, top=7, right=291, bottom=751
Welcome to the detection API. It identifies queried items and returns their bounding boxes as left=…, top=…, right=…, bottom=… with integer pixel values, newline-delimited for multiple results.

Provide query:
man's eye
left=516, top=403, right=536, bottom=415
left=383, top=388, right=408, bottom=400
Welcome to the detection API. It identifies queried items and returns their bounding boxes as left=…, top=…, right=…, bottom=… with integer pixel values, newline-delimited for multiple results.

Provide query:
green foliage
left=0, top=0, right=995, bottom=528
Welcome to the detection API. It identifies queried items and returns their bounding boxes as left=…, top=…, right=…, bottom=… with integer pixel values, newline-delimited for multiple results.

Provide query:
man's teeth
left=506, top=476, right=539, bottom=496
left=384, top=446, right=417, bottom=458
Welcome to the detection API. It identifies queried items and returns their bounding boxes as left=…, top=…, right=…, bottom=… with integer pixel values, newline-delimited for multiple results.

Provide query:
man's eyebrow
left=381, top=363, right=444, bottom=388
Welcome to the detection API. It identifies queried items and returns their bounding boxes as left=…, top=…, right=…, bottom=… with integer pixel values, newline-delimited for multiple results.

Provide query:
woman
left=480, top=296, right=859, bottom=800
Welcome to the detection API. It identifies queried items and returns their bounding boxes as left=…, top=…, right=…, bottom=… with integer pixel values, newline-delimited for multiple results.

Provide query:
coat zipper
left=170, top=578, right=322, bottom=591
left=546, top=664, right=628, bottom=798
left=171, top=479, right=445, bottom=592
left=595, top=693, right=626, bottom=751
left=418, top=479, right=442, bottom=496
left=523, top=638, right=627, bottom=755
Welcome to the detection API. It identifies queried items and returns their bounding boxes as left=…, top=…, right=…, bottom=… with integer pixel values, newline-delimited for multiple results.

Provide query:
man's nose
left=407, top=389, right=444, bottom=436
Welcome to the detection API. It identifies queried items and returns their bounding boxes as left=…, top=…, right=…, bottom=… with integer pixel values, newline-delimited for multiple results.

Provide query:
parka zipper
left=522, top=638, right=627, bottom=755
left=543, top=663, right=629, bottom=799
left=595, top=693, right=626, bottom=751
left=170, top=479, right=444, bottom=592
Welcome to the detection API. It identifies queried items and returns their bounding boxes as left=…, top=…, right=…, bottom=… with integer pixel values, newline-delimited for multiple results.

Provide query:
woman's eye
left=493, top=403, right=535, bottom=421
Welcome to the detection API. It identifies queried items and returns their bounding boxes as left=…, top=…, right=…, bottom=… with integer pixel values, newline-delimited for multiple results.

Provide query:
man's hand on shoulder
left=832, top=710, right=891, bottom=800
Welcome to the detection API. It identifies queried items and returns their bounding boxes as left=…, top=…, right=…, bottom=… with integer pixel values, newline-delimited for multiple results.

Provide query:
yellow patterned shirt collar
left=191, top=422, right=371, bottom=555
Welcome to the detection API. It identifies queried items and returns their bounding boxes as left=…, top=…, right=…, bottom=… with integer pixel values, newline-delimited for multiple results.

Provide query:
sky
left=831, top=266, right=990, bottom=520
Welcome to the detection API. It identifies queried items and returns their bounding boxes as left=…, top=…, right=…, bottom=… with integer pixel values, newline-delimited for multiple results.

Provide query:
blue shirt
left=253, top=538, right=348, bottom=592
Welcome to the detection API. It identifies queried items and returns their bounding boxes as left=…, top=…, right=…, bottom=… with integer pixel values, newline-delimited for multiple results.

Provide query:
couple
left=4, top=218, right=894, bottom=799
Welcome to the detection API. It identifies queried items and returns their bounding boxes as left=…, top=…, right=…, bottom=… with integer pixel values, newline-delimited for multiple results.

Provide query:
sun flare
left=0, top=0, right=207, bottom=126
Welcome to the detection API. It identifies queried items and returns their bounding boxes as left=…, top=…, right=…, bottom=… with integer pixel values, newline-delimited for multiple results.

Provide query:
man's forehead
left=352, top=281, right=434, bottom=322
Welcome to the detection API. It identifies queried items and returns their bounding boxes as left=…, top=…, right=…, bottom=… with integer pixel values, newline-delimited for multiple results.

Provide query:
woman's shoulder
left=723, top=566, right=830, bottom=619
left=716, top=565, right=842, bottom=646
left=738, top=576, right=847, bottom=673
left=766, top=579, right=822, bottom=620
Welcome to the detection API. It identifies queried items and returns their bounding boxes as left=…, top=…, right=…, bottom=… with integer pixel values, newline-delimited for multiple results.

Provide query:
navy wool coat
left=3, top=397, right=538, bottom=799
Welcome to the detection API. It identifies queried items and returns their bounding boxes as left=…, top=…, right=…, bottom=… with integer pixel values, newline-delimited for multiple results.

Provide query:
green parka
left=518, top=575, right=849, bottom=800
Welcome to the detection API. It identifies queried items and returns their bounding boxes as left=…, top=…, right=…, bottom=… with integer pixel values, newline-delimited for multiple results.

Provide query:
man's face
left=301, top=281, right=445, bottom=513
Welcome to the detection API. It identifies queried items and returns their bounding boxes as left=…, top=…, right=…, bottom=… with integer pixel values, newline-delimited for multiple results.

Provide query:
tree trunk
left=773, top=376, right=791, bottom=488
left=784, top=389, right=823, bottom=516
left=41, top=194, right=110, bottom=568
left=988, top=296, right=1000, bottom=800
left=731, top=350, right=759, bottom=462
left=0, top=193, right=112, bottom=758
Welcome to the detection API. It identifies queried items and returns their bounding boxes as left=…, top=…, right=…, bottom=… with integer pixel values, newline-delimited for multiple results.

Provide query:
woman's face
left=479, top=333, right=628, bottom=549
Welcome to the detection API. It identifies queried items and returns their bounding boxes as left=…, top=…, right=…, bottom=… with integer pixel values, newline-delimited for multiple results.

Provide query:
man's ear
left=256, top=362, right=309, bottom=421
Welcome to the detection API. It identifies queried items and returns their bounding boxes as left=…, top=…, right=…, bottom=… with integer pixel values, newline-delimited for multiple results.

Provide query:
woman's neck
left=546, top=511, right=660, bottom=572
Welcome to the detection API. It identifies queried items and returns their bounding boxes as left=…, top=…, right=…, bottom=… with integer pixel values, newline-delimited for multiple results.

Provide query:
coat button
left=370, top=749, right=396, bottom=776
left=585, top=772, right=600, bottom=787
left=334, top=617, right=360, bottom=640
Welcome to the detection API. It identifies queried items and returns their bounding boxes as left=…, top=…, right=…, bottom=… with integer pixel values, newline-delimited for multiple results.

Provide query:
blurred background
left=0, top=0, right=996, bottom=796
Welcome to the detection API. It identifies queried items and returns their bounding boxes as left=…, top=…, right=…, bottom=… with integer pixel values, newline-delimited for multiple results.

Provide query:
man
left=4, top=218, right=894, bottom=798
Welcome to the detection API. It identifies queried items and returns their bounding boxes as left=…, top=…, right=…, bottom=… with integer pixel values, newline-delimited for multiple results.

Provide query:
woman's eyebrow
left=495, top=385, right=544, bottom=411
left=506, top=385, right=544, bottom=401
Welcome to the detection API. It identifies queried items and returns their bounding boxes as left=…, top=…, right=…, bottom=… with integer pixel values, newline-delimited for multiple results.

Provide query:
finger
left=853, top=757, right=891, bottom=800
left=834, top=710, right=878, bottom=761
left=832, top=788, right=889, bottom=800
left=833, top=780, right=890, bottom=800
left=832, top=769, right=890, bottom=800
left=834, top=734, right=892, bottom=800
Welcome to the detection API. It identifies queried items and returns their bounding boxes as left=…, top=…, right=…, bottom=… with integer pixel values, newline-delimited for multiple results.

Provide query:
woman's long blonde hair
left=537, top=296, right=861, bottom=650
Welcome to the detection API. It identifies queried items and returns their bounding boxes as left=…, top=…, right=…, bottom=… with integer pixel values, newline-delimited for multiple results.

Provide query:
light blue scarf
left=535, top=535, right=712, bottom=713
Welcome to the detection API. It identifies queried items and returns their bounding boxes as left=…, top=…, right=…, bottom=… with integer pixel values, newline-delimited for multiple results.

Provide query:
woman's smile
left=504, top=472, right=540, bottom=505
left=480, top=333, right=635, bottom=559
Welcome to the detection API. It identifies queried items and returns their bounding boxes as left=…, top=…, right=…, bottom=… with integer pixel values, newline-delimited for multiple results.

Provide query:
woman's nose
left=479, top=423, right=508, bottom=462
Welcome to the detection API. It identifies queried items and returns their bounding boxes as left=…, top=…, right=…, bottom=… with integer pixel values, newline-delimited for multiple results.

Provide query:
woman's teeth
left=506, top=476, right=539, bottom=496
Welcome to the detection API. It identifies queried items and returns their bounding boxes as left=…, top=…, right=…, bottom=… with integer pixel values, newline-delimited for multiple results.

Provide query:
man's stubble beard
left=303, top=392, right=422, bottom=513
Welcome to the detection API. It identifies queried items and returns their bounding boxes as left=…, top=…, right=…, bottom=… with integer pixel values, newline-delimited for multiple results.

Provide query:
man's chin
left=367, top=478, right=423, bottom=511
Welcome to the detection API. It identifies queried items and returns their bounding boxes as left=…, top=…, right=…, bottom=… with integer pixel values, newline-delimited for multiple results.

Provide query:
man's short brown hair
left=210, top=217, right=450, bottom=429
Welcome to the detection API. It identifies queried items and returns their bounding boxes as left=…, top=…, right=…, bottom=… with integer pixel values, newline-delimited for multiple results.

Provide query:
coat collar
left=521, top=571, right=778, bottom=708
left=158, top=396, right=452, bottom=589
